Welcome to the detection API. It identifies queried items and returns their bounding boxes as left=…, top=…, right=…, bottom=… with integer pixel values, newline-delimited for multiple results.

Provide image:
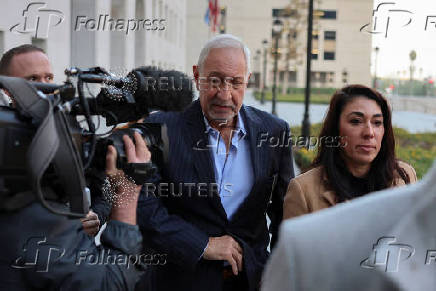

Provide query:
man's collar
left=202, top=111, right=247, bottom=137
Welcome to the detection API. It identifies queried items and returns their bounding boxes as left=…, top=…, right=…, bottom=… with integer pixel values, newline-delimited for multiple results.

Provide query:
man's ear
left=246, top=73, right=252, bottom=88
left=193, top=65, right=200, bottom=91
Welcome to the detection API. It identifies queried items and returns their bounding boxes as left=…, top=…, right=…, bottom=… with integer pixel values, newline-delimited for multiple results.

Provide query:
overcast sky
left=369, top=0, right=436, bottom=79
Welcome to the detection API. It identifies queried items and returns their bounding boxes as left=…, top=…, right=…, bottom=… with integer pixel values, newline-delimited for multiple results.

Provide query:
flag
left=204, top=0, right=219, bottom=32
left=204, top=2, right=210, bottom=25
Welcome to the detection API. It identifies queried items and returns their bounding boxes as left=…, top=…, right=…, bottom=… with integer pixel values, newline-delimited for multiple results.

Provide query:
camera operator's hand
left=106, top=132, right=151, bottom=225
left=81, top=210, right=100, bottom=236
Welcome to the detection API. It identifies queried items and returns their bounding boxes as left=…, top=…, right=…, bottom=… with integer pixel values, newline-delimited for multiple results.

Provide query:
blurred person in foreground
left=283, top=85, right=417, bottom=220
left=262, top=159, right=436, bottom=291
left=0, top=44, right=100, bottom=235
left=136, top=34, right=294, bottom=291
left=0, top=127, right=150, bottom=290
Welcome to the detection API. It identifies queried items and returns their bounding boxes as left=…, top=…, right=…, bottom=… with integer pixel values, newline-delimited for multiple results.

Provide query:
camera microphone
left=86, top=66, right=194, bottom=125
left=129, top=66, right=194, bottom=112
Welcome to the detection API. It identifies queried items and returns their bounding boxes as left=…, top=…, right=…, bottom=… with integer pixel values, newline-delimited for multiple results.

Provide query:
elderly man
left=0, top=44, right=100, bottom=236
left=137, top=34, right=294, bottom=291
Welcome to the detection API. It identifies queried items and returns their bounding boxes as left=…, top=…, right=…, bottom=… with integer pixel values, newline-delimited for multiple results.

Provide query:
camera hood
left=0, top=76, right=89, bottom=217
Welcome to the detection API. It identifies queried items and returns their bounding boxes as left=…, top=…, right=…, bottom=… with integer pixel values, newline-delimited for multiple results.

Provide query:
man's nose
left=216, top=85, right=232, bottom=101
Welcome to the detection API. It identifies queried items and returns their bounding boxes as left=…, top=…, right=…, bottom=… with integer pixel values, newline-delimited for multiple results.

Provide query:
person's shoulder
left=281, top=169, right=417, bottom=238
left=145, top=110, right=182, bottom=123
left=396, top=160, right=418, bottom=183
left=397, top=160, right=415, bottom=173
left=243, top=105, right=288, bottom=129
left=293, top=166, right=324, bottom=185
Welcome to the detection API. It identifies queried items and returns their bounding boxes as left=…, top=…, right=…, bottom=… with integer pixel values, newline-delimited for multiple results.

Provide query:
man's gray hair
left=197, top=34, right=251, bottom=78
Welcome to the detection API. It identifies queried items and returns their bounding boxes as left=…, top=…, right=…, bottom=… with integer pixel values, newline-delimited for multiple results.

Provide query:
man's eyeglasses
left=198, top=76, right=247, bottom=91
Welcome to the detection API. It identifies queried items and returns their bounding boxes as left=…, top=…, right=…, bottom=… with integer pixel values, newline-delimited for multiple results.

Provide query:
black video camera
left=0, top=66, right=193, bottom=217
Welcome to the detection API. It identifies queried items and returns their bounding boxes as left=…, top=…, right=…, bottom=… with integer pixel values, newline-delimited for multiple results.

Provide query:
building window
left=329, top=72, right=335, bottom=83
left=323, top=30, right=336, bottom=61
left=311, top=30, right=319, bottom=60
left=251, top=72, right=261, bottom=88
left=279, top=71, right=285, bottom=82
left=320, top=72, right=327, bottom=83
left=311, top=71, right=333, bottom=84
left=288, top=71, right=297, bottom=82
left=324, top=31, right=336, bottom=40
left=324, top=52, right=335, bottom=60
left=272, top=8, right=297, bottom=18
left=311, top=72, right=320, bottom=82
left=321, top=10, right=336, bottom=19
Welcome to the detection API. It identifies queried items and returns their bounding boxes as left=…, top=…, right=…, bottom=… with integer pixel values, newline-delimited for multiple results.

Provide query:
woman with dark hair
left=283, top=84, right=417, bottom=219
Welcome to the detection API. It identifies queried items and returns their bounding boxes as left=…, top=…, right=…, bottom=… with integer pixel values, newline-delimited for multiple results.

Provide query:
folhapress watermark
left=75, top=15, right=166, bottom=35
left=257, top=132, right=347, bottom=149
left=11, top=236, right=167, bottom=272
left=360, top=237, right=414, bottom=272
left=360, top=2, right=436, bottom=38
left=10, top=2, right=64, bottom=38
left=361, top=237, right=436, bottom=272
left=11, top=236, right=65, bottom=273
left=76, top=249, right=167, bottom=269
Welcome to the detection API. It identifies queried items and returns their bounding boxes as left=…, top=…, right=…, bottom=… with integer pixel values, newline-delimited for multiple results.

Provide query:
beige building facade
left=186, top=0, right=373, bottom=90
left=0, top=0, right=186, bottom=83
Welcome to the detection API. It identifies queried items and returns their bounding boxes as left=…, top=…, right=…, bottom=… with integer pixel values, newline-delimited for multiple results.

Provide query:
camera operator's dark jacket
left=0, top=200, right=144, bottom=290
left=136, top=100, right=294, bottom=291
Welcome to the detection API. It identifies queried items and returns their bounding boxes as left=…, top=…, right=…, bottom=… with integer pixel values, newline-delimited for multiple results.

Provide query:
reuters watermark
left=74, top=15, right=166, bottom=35
left=143, top=182, right=233, bottom=198
left=134, top=76, right=246, bottom=92
left=101, top=76, right=247, bottom=92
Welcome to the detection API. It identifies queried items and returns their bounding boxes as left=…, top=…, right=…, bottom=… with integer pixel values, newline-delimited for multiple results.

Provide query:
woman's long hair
left=312, top=84, right=410, bottom=202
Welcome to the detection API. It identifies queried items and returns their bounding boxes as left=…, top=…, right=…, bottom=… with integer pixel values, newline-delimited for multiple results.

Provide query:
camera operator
left=0, top=131, right=150, bottom=290
left=0, top=44, right=53, bottom=107
left=0, top=44, right=101, bottom=236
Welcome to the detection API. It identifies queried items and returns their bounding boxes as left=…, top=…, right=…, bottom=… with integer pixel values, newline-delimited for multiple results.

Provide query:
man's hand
left=203, top=235, right=243, bottom=275
left=106, top=132, right=151, bottom=225
left=81, top=210, right=100, bottom=236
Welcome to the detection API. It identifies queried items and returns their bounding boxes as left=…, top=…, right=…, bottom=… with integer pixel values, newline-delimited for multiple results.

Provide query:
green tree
left=409, top=50, right=416, bottom=81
